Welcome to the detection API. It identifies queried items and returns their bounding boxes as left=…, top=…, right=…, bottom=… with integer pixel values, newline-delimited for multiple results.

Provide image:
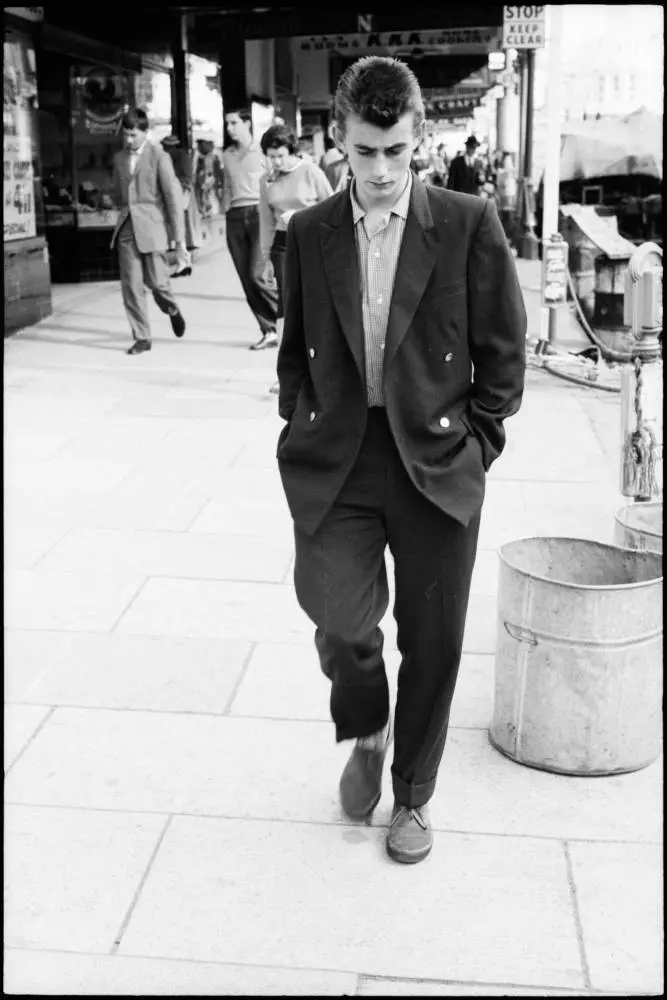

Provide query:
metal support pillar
left=518, top=47, right=539, bottom=260
left=172, top=11, right=191, bottom=149
left=219, top=28, right=248, bottom=114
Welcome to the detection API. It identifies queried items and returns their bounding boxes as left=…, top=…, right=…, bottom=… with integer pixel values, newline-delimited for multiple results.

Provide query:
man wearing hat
left=447, top=135, right=484, bottom=196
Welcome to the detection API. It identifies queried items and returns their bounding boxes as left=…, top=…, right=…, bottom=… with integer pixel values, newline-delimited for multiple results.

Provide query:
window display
left=3, top=26, right=40, bottom=241
left=70, top=63, right=133, bottom=229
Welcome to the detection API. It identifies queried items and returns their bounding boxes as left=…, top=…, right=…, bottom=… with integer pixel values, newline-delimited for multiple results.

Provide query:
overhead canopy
left=559, top=107, right=663, bottom=182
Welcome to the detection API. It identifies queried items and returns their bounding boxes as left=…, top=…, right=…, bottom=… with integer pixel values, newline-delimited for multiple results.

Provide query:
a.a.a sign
left=502, top=5, right=545, bottom=49
left=298, top=26, right=502, bottom=55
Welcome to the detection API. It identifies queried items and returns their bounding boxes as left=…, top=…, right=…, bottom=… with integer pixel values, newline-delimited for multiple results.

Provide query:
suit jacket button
left=444, top=352, right=454, bottom=362
left=309, top=411, right=316, bottom=422
left=439, top=416, right=450, bottom=429
left=309, top=348, right=316, bottom=359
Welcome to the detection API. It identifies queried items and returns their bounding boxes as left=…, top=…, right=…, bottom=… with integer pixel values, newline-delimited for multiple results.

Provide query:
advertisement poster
left=3, top=30, right=39, bottom=241
left=72, top=65, right=132, bottom=139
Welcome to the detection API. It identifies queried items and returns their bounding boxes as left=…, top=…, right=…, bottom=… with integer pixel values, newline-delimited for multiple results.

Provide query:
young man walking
left=223, top=109, right=279, bottom=350
left=111, top=108, right=187, bottom=355
left=276, top=57, right=526, bottom=864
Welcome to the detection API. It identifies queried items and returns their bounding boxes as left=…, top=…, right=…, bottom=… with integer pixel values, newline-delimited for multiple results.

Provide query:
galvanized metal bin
left=614, top=502, right=663, bottom=554
left=490, top=537, right=663, bottom=776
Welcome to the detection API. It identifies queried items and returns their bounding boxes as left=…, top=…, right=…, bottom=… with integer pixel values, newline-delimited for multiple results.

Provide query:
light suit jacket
left=110, top=140, right=185, bottom=252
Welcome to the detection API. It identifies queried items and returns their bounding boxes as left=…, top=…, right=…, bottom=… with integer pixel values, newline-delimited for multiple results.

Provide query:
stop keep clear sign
left=502, top=5, right=546, bottom=48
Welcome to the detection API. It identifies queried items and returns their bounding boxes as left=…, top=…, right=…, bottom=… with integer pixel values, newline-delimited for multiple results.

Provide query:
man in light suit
left=111, top=108, right=187, bottom=355
left=277, top=57, right=526, bottom=865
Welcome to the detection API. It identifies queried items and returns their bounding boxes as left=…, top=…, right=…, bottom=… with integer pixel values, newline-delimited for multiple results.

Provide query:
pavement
left=4, top=244, right=662, bottom=997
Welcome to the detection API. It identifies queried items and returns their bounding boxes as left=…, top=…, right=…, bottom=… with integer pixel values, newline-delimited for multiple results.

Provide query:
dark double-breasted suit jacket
left=276, top=176, right=527, bottom=537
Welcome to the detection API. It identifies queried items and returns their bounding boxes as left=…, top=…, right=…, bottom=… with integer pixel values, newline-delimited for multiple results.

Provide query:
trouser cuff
left=391, top=770, right=436, bottom=809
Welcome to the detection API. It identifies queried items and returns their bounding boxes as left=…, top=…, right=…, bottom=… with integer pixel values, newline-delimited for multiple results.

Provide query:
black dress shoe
left=127, top=341, right=151, bottom=355
left=172, top=266, right=192, bottom=277
left=170, top=309, right=186, bottom=338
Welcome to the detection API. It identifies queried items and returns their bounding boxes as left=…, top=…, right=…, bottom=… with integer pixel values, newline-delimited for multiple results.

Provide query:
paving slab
left=5, top=485, right=207, bottom=533
left=229, top=643, right=494, bottom=731
left=567, top=841, right=664, bottom=995
left=117, top=815, right=584, bottom=988
left=37, top=527, right=294, bottom=584
left=4, top=704, right=52, bottom=771
left=6, top=709, right=659, bottom=846
left=5, top=631, right=250, bottom=714
left=5, top=569, right=146, bottom=633
left=4, top=513, right=76, bottom=570
left=113, top=577, right=317, bottom=643
left=419, top=730, right=662, bottom=845
left=4, top=804, right=166, bottom=953
left=3, top=950, right=357, bottom=997
left=358, top=976, right=603, bottom=996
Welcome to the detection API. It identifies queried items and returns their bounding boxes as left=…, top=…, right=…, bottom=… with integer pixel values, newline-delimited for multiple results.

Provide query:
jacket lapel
left=320, top=193, right=365, bottom=380
left=384, top=178, right=439, bottom=371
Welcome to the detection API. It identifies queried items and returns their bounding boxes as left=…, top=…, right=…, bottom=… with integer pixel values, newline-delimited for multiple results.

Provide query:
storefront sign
left=502, top=6, right=545, bottom=49
left=425, top=98, right=479, bottom=118
left=297, top=26, right=502, bottom=55
left=4, top=7, right=44, bottom=20
left=72, top=66, right=131, bottom=137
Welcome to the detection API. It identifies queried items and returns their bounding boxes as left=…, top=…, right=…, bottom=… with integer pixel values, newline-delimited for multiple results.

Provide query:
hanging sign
left=502, top=6, right=546, bottom=49
left=4, top=8, right=44, bottom=20
left=298, top=26, right=502, bottom=56
left=72, top=66, right=131, bottom=138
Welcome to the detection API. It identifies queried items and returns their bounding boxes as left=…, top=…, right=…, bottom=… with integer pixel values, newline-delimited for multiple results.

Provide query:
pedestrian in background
left=110, top=108, right=186, bottom=355
left=222, top=108, right=279, bottom=350
left=258, top=122, right=333, bottom=393
left=447, top=135, right=484, bottom=195
left=495, top=150, right=518, bottom=246
left=161, top=133, right=200, bottom=275
left=429, top=142, right=448, bottom=187
left=276, top=57, right=526, bottom=864
left=194, top=138, right=223, bottom=219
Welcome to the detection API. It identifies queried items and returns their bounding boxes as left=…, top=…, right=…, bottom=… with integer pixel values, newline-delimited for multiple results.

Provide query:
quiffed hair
left=260, top=123, right=298, bottom=156
left=334, top=56, right=424, bottom=135
left=121, top=107, right=149, bottom=132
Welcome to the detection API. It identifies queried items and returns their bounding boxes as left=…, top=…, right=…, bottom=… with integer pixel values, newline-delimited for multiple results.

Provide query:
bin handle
left=504, top=622, right=538, bottom=646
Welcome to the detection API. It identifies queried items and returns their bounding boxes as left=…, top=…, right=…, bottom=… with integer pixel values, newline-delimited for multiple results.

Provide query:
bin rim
left=499, top=536, right=664, bottom=591
left=613, top=501, right=663, bottom=540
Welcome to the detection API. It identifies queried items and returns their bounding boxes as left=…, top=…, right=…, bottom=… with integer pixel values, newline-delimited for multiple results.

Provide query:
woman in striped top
left=259, top=124, right=333, bottom=392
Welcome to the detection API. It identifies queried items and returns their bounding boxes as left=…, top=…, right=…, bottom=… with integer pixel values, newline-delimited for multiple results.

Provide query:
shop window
left=70, top=63, right=133, bottom=231
left=4, top=25, right=41, bottom=241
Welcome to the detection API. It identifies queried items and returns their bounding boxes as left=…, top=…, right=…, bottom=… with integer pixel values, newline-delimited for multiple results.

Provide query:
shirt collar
left=350, top=170, right=412, bottom=226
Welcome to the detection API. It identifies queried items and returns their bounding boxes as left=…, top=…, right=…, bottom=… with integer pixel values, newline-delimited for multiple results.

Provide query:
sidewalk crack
left=110, top=813, right=173, bottom=955
left=563, top=839, right=593, bottom=990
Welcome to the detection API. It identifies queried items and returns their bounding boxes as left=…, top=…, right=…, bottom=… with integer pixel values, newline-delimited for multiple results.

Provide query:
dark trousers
left=225, top=205, right=278, bottom=335
left=117, top=219, right=180, bottom=343
left=270, top=230, right=286, bottom=320
left=294, top=408, right=481, bottom=809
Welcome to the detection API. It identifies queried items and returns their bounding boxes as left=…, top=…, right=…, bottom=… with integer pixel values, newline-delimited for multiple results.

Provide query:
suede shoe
left=339, top=719, right=392, bottom=821
left=386, top=803, right=433, bottom=864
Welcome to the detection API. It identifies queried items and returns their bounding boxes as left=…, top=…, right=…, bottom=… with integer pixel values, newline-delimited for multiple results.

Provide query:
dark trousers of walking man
left=226, top=205, right=279, bottom=347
